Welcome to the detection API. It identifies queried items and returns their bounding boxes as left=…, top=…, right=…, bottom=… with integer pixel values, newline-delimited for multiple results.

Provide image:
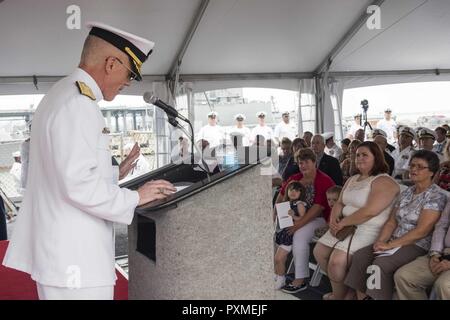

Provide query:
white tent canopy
left=1, top=0, right=450, bottom=132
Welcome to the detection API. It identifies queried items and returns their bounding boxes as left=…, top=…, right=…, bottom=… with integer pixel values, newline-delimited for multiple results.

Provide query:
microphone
left=143, top=92, right=210, bottom=177
left=143, top=92, right=179, bottom=119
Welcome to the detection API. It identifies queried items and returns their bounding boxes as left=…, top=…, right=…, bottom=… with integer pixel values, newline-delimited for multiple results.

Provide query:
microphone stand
left=167, top=115, right=211, bottom=180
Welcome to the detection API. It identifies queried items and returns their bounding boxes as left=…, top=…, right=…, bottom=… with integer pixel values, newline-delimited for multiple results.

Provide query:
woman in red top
left=275, top=148, right=335, bottom=293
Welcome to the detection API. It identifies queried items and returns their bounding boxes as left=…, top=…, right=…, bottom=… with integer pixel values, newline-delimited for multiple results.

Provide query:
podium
left=121, top=153, right=274, bottom=300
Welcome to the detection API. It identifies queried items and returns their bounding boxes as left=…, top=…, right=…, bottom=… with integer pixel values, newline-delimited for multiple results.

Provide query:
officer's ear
left=104, top=56, right=116, bottom=76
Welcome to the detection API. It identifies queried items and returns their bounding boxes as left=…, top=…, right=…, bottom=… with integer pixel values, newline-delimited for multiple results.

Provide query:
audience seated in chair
left=275, top=148, right=335, bottom=294
left=311, top=135, right=343, bottom=186
left=344, top=150, right=447, bottom=300
left=340, top=139, right=361, bottom=184
left=394, top=192, right=450, bottom=300
left=313, top=141, right=400, bottom=300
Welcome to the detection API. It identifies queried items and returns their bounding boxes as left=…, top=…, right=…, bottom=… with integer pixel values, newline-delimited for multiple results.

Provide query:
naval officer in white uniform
left=2, top=22, right=175, bottom=300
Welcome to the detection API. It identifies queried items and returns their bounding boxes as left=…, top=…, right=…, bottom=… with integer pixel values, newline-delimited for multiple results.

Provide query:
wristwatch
left=429, top=251, right=441, bottom=258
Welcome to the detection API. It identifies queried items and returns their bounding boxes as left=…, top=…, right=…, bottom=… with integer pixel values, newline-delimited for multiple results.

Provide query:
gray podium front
left=121, top=154, right=274, bottom=300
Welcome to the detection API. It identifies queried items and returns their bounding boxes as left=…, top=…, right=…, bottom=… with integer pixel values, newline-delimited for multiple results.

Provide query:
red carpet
left=0, top=240, right=128, bottom=300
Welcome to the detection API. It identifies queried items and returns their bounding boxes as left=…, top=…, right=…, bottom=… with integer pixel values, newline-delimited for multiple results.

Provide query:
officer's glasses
left=113, top=57, right=138, bottom=81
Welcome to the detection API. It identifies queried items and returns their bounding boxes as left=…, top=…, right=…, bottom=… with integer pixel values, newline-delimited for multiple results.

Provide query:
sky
left=342, top=81, right=450, bottom=118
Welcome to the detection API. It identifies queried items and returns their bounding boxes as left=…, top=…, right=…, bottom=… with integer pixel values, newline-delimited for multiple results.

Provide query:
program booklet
left=275, top=201, right=294, bottom=229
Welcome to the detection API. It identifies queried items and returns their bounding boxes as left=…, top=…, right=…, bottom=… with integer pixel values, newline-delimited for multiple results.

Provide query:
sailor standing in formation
left=2, top=22, right=175, bottom=300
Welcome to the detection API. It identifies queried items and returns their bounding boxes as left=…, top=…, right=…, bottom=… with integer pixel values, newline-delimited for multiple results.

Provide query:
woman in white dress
left=313, top=141, right=400, bottom=300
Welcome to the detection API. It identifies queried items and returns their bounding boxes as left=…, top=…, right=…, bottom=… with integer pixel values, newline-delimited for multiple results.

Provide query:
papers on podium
left=275, top=201, right=293, bottom=229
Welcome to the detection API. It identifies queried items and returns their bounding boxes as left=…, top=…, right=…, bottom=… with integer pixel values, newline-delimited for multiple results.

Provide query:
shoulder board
left=75, top=81, right=96, bottom=101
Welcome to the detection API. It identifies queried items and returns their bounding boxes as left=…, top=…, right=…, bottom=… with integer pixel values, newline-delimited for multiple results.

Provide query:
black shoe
left=281, top=282, right=308, bottom=294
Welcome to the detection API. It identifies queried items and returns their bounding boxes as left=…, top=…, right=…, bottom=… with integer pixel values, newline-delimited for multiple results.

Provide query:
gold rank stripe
left=125, top=47, right=143, bottom=71
left=75, top=81, right=96, bottom=101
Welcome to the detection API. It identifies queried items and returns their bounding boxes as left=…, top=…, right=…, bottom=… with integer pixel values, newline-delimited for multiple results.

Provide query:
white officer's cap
left=256, top=111, right=267, bottom=118
left=322, top=132, right=334, bottom=141
left=207, top=111, right=218, bottom=118
left=399, top=126, right=416, bottom=140
left=418, top=128, right=437, bottom=140
left=372, top=128, right=387, bottom=138
left=86, top=21, right=155, bottom=81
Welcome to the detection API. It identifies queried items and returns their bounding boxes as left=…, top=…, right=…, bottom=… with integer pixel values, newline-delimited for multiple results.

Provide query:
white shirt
left=196, top=124, right=225, bottom=148
left=377, top=119, right=397, bottom=144
left=250, top=125, right=274, bottom=143
left=228, top=126, right=251, bottom=146
left=391, top=146, right=414, bottom=178
left=433, top=140, right=447, bottom=155
left=325, top=144, right=343, bottom=160
left=273, top=121, right=297, bottom=142
left=347, top=123, right=363, bottom=139
left=3, top=68, right=139, bottom=288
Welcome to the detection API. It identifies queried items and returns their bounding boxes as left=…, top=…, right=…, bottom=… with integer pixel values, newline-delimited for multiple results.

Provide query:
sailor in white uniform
left=391, top=126, right=416, bottom=179
left=418, top=127, right=444, bottom=163
left=323, top=132, right=342, bottom=160
left=250, top=111, right=274, bottom=144
left=228, top=114, right=251, bottom=147
left=2, top=22, right=175, bottom=300
left=273, top=111, right=296, bottom=145
left=195, top=111, right=225, bottom=149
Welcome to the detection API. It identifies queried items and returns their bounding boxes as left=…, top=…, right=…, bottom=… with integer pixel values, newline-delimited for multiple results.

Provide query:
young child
left=326, top=185, right=342, bottom=209
left=314, top=186, right=343, bottom=239
left=274, top=181, right=307, bottom=289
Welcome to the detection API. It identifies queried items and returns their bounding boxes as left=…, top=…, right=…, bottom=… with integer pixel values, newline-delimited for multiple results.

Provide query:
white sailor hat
left=353, top=113, right=361, bottom=119
left=322, top=132, right=334, bottom=141
left=86, top=22, right=155, bottom=81
left=256, top=111, right=267, bottom=118
left=418, top=128, right=437, bottom=140
left=282, top=111, right=290, bottom=116
left=384, top=108, right=392, bottom=113
left=234, top=113, right=246, bottom=121
left=399, top=126, right=416, bottom=139
left=372, top=128, right=387, bottom=138
left=12, top=151, right=20, bottom=157
left=207, top=111, right=218, bottom=118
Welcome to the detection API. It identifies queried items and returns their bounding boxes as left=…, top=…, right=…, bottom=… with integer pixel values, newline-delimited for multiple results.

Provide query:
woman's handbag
left=331, top=222, right=357, bottom=271
left=335, top=225, right=357, bottom=242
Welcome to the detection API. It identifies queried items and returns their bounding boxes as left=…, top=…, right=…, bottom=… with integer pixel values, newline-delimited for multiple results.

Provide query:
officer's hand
left=137, top=180, right=176, bottom=206
left=119, top=143, right=140, bottom=179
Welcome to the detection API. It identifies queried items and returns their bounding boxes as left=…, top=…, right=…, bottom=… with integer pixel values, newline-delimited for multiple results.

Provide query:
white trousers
left=292, top=217, right=327, bottom=279
left=37, top=283, right=114, bottom=300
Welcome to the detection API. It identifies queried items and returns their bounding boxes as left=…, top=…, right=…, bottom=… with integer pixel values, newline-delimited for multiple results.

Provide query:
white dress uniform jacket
left=325, top=144, right=343, bottom=160
left=2, top=68, right=139, bottom=288
left=196, top=124, right=225, bottom=148
left=250, top=125, right=274, bottom=143
left=391, top=146, right=414, bottom=178
left=228, top=126, right=251, bottom=146
left=273, top=121, right=297, bottom=142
